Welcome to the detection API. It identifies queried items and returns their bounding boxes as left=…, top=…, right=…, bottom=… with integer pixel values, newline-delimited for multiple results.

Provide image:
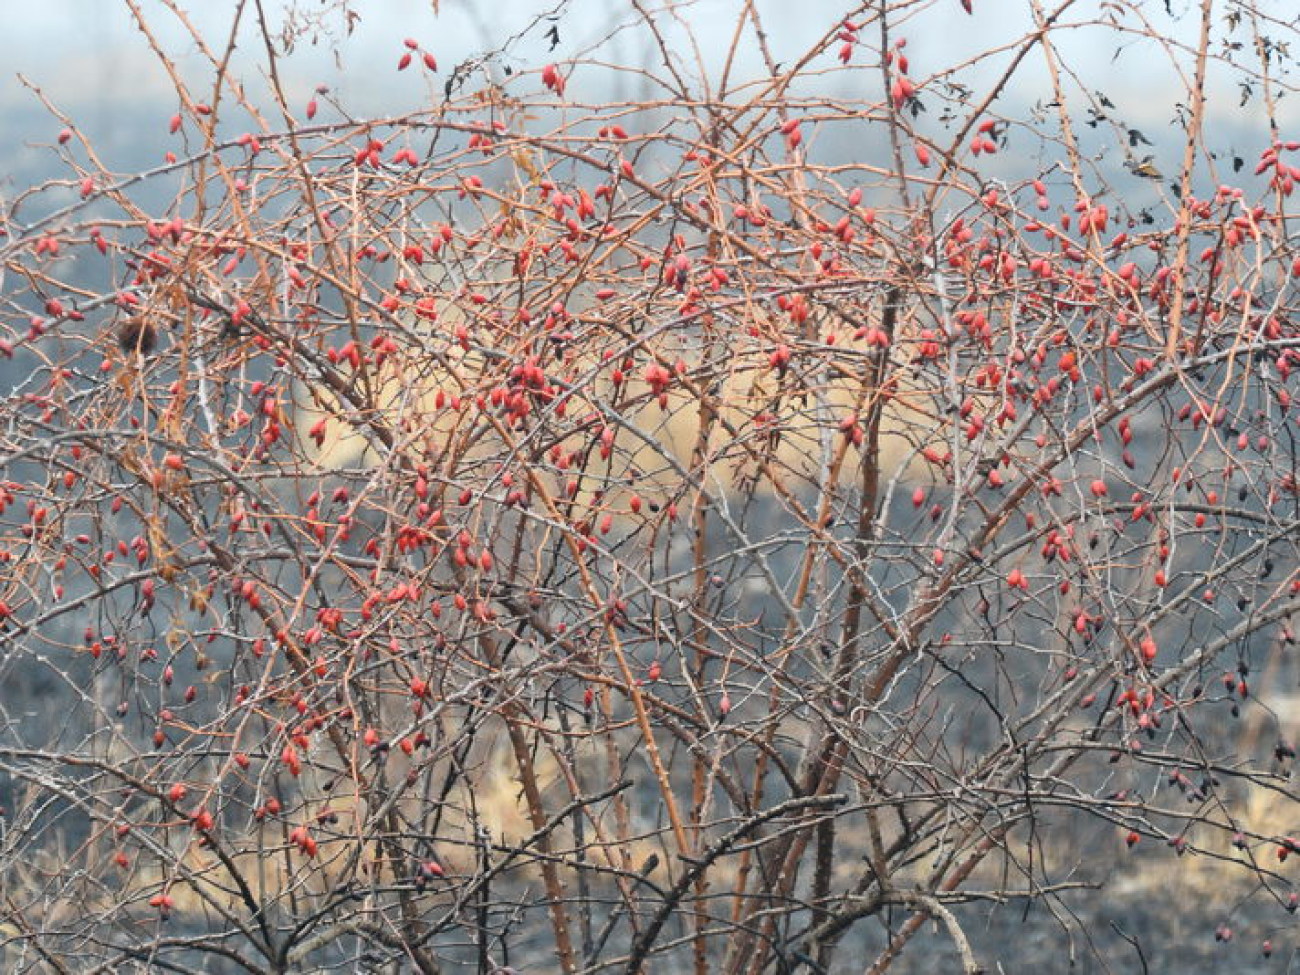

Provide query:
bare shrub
left=0, top=2, right=1298, bottom=972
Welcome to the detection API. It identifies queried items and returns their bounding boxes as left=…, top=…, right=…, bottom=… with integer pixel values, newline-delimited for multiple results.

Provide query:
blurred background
left=1, top=4, right=1297, bottom=972
left=2, top=0, right=1289, bottom=187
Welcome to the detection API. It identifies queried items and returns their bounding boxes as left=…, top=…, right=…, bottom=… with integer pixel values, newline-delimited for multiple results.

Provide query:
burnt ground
left=858, top=888, right=1299, bottom=974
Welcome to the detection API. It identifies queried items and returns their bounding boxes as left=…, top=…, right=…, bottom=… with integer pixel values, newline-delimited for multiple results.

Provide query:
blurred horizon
left=3, top=1, right=1293, bottom=183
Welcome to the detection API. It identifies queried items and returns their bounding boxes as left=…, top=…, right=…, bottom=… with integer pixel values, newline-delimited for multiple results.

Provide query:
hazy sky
left=0, top=1, right=1220, bottom=111
left=0, top=1, right=1290, bottom=181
